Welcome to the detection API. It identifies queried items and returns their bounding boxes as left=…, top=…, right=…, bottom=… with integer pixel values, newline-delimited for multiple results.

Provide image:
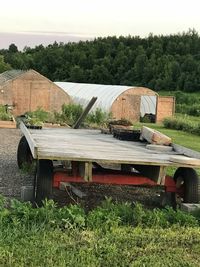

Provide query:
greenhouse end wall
left=156, top=96, right=175, bottom=123
left=0, top=70, right=71, bottom=116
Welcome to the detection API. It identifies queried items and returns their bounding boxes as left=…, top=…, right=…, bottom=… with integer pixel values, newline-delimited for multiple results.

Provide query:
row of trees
left=0, top=29, right=200, bottom=92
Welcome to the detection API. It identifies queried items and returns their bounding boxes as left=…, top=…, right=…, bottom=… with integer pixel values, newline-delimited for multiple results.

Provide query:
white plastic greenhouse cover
left=55, top=82, right=157, bottom=116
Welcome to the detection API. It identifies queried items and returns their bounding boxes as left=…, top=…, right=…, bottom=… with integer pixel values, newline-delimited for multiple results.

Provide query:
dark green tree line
left=1, top=29, right=200, bottom=92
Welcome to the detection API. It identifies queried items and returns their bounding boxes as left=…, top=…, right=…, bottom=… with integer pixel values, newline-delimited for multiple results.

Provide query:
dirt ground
left=0, top=128, right=163, bottom=209
left=53, top=184, right=163, bottom=210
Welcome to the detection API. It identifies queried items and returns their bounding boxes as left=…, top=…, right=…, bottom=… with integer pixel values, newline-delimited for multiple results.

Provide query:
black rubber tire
left=34, top=159, right=53, bottom=206
left=17, top=136, right=33, bottom=169
left=174, top=167, right=200, bottom=203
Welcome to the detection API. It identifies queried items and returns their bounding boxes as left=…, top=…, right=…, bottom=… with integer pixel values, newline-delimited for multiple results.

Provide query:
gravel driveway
left=0, top=128, right=34, bottom=198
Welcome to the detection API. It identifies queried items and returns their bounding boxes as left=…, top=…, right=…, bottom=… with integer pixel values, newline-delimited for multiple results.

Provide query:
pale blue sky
left=1, top=0, right=200, bottom=49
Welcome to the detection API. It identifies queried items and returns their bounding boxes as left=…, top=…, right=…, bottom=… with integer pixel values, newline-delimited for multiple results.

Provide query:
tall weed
left=86, top=108, right=111, bottom=126
left=61, top=103, right=83, bottom=125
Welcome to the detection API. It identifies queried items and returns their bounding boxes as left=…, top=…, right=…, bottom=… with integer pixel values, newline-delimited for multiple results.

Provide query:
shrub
left=176, top=103, right=200, bottom=116
left=24, top=107, right=51, bottom=126
left=25, top=107, right=50, bottom=122
left=0, top=105, right=12, bottom=121
left=86, top=108, right=111, bottom=125
left=61, top=103, right=83, bottom=125
left=22, top=104, right=111, bottom=127
left=0, top=196, right=199, bottom=235
left=165, top=91, right=200, bottom=117
left=86, top=198, right=198, bottom=229
left=0, top=112, right=12, bottom=121
left=163, top=116, right=200, bottom=135
left=174, top=91, right=198, bottom=105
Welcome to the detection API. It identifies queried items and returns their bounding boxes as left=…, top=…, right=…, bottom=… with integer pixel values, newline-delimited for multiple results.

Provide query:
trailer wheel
left=17, top=136, right=33, bottom=169
left=173, top=167, right=200, bottom=206
left=34, top=159, right=53, bottom=206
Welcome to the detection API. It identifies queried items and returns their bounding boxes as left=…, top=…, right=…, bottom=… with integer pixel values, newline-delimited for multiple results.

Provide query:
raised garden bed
left=0, top=116, right=16, bottom=129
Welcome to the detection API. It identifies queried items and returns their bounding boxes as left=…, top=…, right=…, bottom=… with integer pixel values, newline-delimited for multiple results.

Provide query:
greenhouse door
left=120, top=95, right=141, bottom=121
left=140, top=96, right=157, bottom=122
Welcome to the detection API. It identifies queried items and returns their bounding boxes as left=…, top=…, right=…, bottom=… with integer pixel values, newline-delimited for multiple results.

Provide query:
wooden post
left=73, top=97, right=97, bottom=129
left=78, top=162, right=93, bottom=181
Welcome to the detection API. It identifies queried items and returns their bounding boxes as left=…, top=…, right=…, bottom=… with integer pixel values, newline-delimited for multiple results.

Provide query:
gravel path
left=0, top=128, right=34, bottom=198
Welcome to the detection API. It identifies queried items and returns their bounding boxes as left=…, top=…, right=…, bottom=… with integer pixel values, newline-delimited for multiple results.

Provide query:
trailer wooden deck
left=20, top=123, right=200, bottom=168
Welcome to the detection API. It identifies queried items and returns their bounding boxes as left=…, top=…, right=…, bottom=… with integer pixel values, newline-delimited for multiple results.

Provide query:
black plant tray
left=25, top=124, right=42, bottom=130
left=113, top=129, right=141, bottom=141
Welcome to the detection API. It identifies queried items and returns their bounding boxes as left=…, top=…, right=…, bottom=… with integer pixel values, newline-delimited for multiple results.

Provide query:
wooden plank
left=0, top=120, right=16, bottom=129
left=172, top=143, right=200, bottom=159
left=78, top=162, right=92, bottom=181
left=140, top=126, right=172, bottom=145
left=59, top=182, right=87, bottom=198
left=158, top=166, right=167, bottom=185
left=36, top=149, right=200, bottom=168
left=20, top=122, right=37, bottom=158
left=73, top=97, right=97, bottom=129
left=22, top=127, right=200, bottom=168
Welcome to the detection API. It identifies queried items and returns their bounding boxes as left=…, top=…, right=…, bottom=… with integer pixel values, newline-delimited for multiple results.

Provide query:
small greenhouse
left=55, top=82, right=174, bottom=122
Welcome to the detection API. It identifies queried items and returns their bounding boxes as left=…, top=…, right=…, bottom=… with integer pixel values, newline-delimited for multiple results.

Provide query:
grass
left=1, top=226, right=199, bottom=267
left=0, top=197, right=200, bottom=267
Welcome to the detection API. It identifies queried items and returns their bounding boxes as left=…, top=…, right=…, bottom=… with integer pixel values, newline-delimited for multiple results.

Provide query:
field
left=0, top=198, right=200, bottom=267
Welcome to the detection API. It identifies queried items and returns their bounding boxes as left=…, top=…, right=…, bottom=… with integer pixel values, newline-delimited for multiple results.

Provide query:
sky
left=0, top=0, right=200, bottom=50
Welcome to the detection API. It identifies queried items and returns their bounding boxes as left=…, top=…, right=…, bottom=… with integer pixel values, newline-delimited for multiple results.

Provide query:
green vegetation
left=0, top=55, right=11, bottom=73
left=160, top=91, right=200, bottom=117
left=0, top=105, right=12, bottom=121
left=163, top=115, right=200, bottom=136
left=176, top=103, right=200, bottom=116
left=19, top=161, right=36, bottom=175
left=86, top=108, right=111, bottom=126
left=54, top=103, right=83, bottom=126
left=1, top=29, right=200, bottom=92
left=23, top=107, right=54, bottom=126
left=24, top=105, right=110, bottom=127
left=58, top=104, right=111, bottom=126
left=0, top=196, right=199, bottom=267
left=25, top=107, right=50, bottom=123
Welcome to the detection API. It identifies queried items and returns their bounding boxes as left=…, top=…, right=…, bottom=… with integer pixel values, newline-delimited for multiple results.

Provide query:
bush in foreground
left=0, top=196, right=199, bottom=230
left=0, top=196, right=200, bottom=267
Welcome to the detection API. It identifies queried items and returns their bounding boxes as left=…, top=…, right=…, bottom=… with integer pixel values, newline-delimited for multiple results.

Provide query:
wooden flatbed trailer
left=18, top=123, right=200, bottom=206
